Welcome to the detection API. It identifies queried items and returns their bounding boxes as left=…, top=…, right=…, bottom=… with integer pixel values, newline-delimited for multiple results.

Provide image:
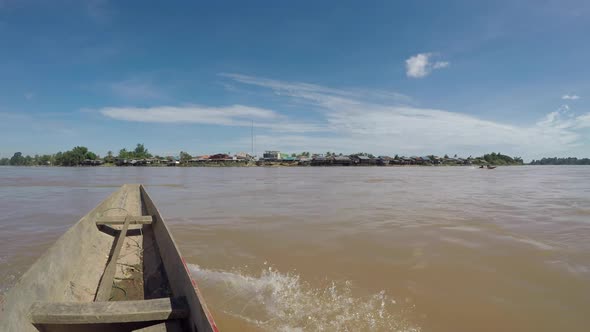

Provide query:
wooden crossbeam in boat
left=94, top=215, right=132, bottom=301
left=96, top=215, right=153, bottom=225
left=29, top=297, right=188, bottom=324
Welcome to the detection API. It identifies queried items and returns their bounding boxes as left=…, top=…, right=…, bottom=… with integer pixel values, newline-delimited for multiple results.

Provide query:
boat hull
left=0, top=184, right=217, bottom=332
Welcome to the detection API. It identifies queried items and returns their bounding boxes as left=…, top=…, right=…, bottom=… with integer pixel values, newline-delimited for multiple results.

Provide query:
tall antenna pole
left=250, top=120, right=254, bottom=157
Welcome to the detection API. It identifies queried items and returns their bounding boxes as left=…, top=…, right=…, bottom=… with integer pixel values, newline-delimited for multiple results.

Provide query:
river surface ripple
left=1, top=166, right=589, bottom=331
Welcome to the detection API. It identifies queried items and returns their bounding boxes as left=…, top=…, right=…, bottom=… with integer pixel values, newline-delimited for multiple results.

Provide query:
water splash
left=189, top=264, right=420, bottom=332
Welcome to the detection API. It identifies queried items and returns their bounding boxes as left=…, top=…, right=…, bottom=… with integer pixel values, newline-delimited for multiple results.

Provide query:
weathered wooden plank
left=29, top=297, right=188, bottom=324
left=94, top=215, right=132, bottom=301
left=141, top=185, right=218, bottom=332
left=0, top=185, right=138, bottom=332
left=96, top=215, right=153, bottom=225
left=133, top=320, right=184, bottom=331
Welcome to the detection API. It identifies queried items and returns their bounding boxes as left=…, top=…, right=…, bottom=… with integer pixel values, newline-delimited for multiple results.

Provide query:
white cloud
left=99, top=104, right=323, bottom=133
left=405, top=53, right=430, bottom=78
left=224, top=74, right=590, bottom=158
left=405, top=53, right=450, bottom=78
left=99, top=73, right=590, bottom=159
left=101, top=105, right=277, bottom=125
left=220, top=73, right=412, bottom=104
left=562, top=94, right=580, bottom=100
left=574, top=113, right=590, bottom=129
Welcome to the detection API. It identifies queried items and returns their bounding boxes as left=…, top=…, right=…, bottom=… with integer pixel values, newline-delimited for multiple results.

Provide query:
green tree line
left=529, top=157, right=590, bottom=165
left=0, top=143, right=152, bottom=166
left=0, top=147, right=539, bottom=167
left=117, top=144, right=152, bottom=160
left=476, top=152, right=524, bottom=165
left=0, top=146, right=99, bottom=166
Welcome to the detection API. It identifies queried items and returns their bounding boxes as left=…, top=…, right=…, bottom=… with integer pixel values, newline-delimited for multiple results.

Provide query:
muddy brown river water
left=1, top=166, right=589, bottom=331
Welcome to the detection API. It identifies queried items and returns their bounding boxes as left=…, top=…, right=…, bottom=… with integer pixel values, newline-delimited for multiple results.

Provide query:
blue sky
left=1, top=0, right=589, bottom=160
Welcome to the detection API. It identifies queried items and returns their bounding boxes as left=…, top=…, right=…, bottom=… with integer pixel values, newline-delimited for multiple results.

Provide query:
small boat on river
left=0, top=184, right=217, bottom=332
left=487, top=165, right=497, bottom=169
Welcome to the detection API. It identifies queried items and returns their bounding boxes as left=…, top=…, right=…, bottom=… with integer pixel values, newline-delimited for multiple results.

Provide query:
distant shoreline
left=14, top=146, right=588, bottom=167
left=0, top=163, right=533, bottom=168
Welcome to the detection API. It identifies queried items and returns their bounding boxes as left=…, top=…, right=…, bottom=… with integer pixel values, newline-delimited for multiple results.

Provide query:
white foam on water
left=515, top=237, right=555, bottom=250
left=189, top=264, right=420, bottom=332
left=546, top=259, right=590, bottom=277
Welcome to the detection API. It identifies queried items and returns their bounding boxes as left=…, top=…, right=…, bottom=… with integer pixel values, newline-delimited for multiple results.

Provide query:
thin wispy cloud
left=224, top=74, right=588, bottom=157
left=99, top=104, right=323, bottom=133
left=220, top=73, right=412, bottom=104
left=24, top=92, right=34, bottom=100
left=101, top=105, right=277, bottom=124
left=99, top=74, right=590, bottom=158
left=575, top=113, right=590, bottom=128
left=562, top=94, right=580, bottom=100
left=405, top=53, right=450, bottom=78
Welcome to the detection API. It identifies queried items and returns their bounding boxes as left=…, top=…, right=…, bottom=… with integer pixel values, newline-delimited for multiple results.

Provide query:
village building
left=234, top=152, right=253, bottom=160
left=377, top=156, right=393, bottom=166
left=263, top=151, right=281, bottom=161
left=311, top=155, right=330, bottom=166
left=332, top=155, right=352, bottom=166
left=297, top=157, right=311, bottom=166
left=167, top=160, right=180, bottom=166
left=351, top=155, right=376, bottom=165
left=209, top=154, right=232, bottom=160
left=401, top=157, right=415, bottom=165
left=81, top=159, right=104, bottom=166
left=417, top=156, right=432, bottom=164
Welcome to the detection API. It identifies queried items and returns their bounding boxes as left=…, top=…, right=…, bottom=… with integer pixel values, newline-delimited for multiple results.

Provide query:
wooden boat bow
left=0, top=184, right=218, bottom=332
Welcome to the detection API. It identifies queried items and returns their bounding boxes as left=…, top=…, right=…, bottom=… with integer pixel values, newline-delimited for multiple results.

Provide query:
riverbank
left=0, top=163, right=523, bottom=168
left=1, top=148, right=525, bottom=167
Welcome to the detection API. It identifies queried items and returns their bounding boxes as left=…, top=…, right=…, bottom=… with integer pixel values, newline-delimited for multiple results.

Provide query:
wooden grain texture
left=94, top=215, right=132, bottom=301
left=96, top=215, right=153, bottom=225
left=1, top=184, right=216, bottom=332
left=141, top=185, right=218, bottom=332
left=29, top=297, right=188, bottom=324
left=0, top=185, right=133, bottom=332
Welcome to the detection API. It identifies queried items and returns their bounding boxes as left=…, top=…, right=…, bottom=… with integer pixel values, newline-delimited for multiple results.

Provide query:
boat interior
left=1, top=184, right=215, bottom=332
